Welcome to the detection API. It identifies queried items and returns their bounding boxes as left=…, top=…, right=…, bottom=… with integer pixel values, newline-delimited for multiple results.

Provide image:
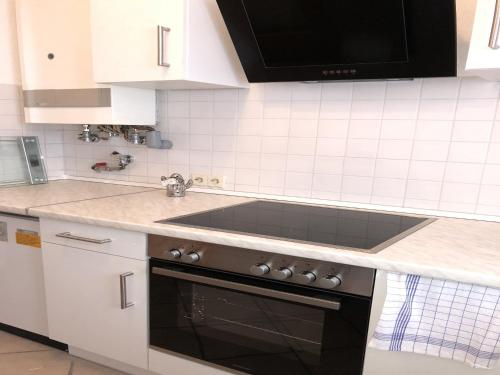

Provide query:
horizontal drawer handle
left=55, top=232, right=111, bottom=244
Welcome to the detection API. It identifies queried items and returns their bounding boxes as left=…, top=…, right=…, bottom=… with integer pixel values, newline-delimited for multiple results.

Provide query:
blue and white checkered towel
left=369, top=273, right=500, bottom=369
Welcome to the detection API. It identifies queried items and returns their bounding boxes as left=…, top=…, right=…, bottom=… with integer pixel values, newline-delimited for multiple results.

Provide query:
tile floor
left=0, top=330, right=126, bottom=374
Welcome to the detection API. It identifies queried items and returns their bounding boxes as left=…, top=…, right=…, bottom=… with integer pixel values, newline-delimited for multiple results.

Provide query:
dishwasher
left=0, top=213, right=49, bottom=337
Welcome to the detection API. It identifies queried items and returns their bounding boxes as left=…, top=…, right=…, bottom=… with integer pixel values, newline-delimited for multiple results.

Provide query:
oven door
left=150, top=259, right=372, bottom=375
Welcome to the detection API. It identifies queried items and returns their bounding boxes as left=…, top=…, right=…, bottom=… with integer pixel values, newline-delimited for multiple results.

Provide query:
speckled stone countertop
left=27, top=188, right=500, bottom=289
left=0, top=180, right=155, bottom=215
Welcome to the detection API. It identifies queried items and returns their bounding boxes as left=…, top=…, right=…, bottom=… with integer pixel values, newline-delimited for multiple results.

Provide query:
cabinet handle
left=489, top=0, right=500, bottom=49
left=55, top=232, right=111, bottom=244
left=157, top=25, right=171, bottom=67
left=120, top=272, right=135, bottom=310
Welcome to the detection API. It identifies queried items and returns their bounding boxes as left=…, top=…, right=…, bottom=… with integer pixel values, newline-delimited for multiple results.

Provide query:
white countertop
left=0, top=180, right=155, bottom=215
left=25, top=186, right=500, bottom=289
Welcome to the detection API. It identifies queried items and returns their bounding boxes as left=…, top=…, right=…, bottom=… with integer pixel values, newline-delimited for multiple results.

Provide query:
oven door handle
left=152, top=267, right=341, bottom=311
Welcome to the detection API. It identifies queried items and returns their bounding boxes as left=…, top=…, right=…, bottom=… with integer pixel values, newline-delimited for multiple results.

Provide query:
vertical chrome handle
left=489, top=0, right=500, bottom=49
left=120, top=272, right=135, bottom=310
left=157, top=25, right=171, bottom=67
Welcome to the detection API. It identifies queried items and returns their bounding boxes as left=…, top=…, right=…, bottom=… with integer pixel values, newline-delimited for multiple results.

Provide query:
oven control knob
left=296, top=271, right=317, bottom=284
left=181, top=252, right=200, bottom=263
left=250, top=264, right=271, bottom=276
left=166, top=249, right=182, bottom=259
left=270, top=267, right=293, bottom=280
left=318, top=275, right=342, bottom=289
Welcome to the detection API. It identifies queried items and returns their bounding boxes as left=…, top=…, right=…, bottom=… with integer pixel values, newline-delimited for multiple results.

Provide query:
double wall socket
left=191, top=174, right=226, bottom=189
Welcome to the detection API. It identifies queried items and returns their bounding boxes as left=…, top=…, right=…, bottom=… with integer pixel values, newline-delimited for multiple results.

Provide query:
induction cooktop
left=158, top=200, right=434, bottom=252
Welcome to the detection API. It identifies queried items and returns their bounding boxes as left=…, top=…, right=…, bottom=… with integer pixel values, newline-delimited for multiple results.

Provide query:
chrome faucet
left=161, top=173, right=193, bottom=197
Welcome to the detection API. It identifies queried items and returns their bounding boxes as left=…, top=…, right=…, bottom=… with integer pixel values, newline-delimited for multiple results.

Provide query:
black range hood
left=216, top=0, right=457, bottom=82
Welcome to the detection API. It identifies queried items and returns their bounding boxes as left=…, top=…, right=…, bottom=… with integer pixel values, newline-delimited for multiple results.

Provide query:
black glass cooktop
left=160, top=201, right=432, bottom=252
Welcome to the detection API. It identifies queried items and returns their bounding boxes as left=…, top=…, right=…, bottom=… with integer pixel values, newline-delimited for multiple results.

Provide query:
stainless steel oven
left=148, top=235, right=375, bottom=375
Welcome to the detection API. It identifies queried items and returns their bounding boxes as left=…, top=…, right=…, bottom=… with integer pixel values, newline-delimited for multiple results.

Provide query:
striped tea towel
left=369, top=273, right=500, bottom=369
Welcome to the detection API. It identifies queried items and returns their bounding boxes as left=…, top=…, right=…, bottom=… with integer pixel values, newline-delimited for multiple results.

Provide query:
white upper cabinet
left=466, top=0, right=500, bottom=80
left=15, top=0, right=156, bottom=125
left=15, top=0, right=92, bottom=91
left=90, top=0, right=248, bottom=89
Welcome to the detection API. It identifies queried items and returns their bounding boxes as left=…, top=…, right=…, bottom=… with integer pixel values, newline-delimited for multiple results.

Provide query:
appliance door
left=0, top=213, right=48, bottom=335
left=216, top=0, right=457, bottom=82
left=150, top=260, right=372, bottom=375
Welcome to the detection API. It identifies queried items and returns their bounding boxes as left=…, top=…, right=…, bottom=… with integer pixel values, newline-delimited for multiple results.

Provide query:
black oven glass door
left=242, top=0, right=408, bottom=67
left=150, top=260, right=372, bottom=375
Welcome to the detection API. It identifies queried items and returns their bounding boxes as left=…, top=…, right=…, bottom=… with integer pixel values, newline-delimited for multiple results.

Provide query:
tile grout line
left=367, top=82, right=389, bottom=205
left=473, top=93, right=500, bottom=213
left=402, top=79, right=424, bottom=208
left=309, top=83, right=323, bottom=199
left=435, top=77, right=462, bottom=210
left=338, top=83, right=355, bottom=202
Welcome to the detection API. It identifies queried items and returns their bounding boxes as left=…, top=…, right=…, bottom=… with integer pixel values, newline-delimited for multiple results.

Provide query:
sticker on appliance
left=16, top=229, right=41, bottom=248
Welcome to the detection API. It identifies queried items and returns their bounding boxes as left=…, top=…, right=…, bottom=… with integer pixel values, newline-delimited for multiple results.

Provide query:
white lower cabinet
left=42, top=242, right=148, bottom=369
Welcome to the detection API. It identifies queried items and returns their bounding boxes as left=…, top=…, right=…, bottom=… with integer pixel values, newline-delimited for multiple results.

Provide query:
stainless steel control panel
left=148, top=234, right=375, bottom=297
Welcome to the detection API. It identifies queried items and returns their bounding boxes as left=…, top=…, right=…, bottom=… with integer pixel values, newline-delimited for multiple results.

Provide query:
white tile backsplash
left=418, top=99, right=457, bottom=120
left=0, top=84, right=64, bottom=178
left=421, top=78, right=460, bottom=99
left=386, top=79, right=422, bottom=100
left=380, top=119, right=415, bottom=139
left=35, top=76, right=500, bottom=219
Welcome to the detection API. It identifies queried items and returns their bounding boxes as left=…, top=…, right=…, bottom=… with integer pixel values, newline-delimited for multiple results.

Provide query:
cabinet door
left=90, top=0, right=186, bottom=83
left=16, top=0, right=96, bottom=90
left=42, top=242, right=148, bottom=369
left=466, top=0, right=500, bottom=78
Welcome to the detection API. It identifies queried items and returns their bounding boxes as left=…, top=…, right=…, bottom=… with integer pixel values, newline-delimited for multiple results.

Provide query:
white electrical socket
left=208, top=175, right=226, bottom=189
left=191, top=174, right=208, bottom=187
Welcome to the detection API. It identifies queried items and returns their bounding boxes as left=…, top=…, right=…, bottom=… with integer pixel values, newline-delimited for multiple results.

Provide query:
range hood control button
left=166, top=249, right=181, bottom=259
left=296, top=271, right=317, bottom=284
left=182, top=252, right=200, bottom=263
left=319, top=275, right=342, bottom=289
left=270, top=267, right=293, bottom=280
left=250, top=264, right=270, bottom=276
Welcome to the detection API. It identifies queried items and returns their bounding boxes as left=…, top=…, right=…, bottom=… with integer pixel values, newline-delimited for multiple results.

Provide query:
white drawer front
left=40, top=218, right=146, bottom=260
